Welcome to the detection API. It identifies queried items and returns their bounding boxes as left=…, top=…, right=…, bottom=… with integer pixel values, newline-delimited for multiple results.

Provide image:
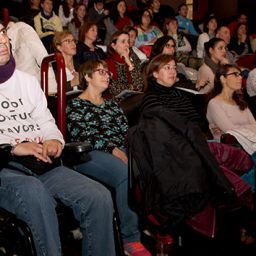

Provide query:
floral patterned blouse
left=66, top=97, right=128, bottom=153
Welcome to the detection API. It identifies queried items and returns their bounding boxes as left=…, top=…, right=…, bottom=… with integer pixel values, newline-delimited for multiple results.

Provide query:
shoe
left=124, top=241, right=152, bottom=256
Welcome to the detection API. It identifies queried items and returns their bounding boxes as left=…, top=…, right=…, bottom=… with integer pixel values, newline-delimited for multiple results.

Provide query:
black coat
left=128, top=105, right=234, bottom=229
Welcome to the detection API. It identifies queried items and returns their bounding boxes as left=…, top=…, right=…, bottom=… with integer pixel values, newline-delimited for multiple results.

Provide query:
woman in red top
left=110, top=0, right=133, bottom=30
left=105, top=30, right=143, bottom=98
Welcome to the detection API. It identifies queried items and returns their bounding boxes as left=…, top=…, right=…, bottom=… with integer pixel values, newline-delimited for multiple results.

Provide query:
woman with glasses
left=207, top=64, right=256, bottom=142
left=66, top=59, right=152, bottom=256
left=53, top=31, right=80, bottom=93
left=198, top=38, right=229, bottom=94
left=163, top=16, right=192, bottom=64
left=76, top=21, right=106, bottom=65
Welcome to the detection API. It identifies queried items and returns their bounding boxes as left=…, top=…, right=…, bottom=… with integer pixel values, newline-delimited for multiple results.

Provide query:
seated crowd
left=1, top=0, right=256, bottom=255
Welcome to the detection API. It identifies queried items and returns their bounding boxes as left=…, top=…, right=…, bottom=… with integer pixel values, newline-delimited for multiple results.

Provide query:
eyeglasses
left=61, top=38, right=77, bottom=44
left=224, top=72, right=242, bottom=78
left=165, top=43, right=175, bottom=49
left=93, top=69, right=113, bottom=77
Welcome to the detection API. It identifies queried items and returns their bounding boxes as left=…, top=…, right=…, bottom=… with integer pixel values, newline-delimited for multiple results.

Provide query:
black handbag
left=10, top=155, right=61, bottom=175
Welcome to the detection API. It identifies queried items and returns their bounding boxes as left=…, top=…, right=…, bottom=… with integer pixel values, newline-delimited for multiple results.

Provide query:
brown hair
left=79, top=59, right=108, bottom=89
left=163, top=16, right=178, bottom=34
left=146, top=54, right=176, bottom=81
left=53, top=30, right=74, bottom=52
left=78, top=21, right=97, bottom=43
left=107, top=30, right=129, bottom=56
left=211, top=64, right=247, bottom=110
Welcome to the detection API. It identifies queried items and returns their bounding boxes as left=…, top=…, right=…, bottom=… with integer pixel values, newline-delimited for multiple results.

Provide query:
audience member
left=246, top=68, right=256, bottom=97
left=34, top=0, right=63, bottom=53
left=196, top=15, right=217, bottom=59
left=76, top=21, right=106, bottom=65
left=68, top=3, right=87, bottom=40
left=58, top=0, right=76, bottom=28
left=123, top=25, right=148, bottom=63
left=198, top=38, right=229, bottom=94
left=149, top=36, right=201, bottom=90
left=20, top=0, right=40, bottom=28
left=163, top=16, right=191, bottom=64
left=216, top=25, right=237, bottom=64
left=53, top=31, right=81, bottom=92
left=7, top=20, right=57, bottom=94
left=134, top=9, right=163, bottom=57
left=110, top=0, right=133, bottom=30
left=176, top=3, right=198, bottom=36
left=129, top=54, right=242, bottom=235
left=229, top=23, right=252, bottom=56
left=147, top=0, right=175, bottom=29
left=105, top=30, right=143, bottom=97
left=207, top=64, right=256, bottom=151
left=228, top=12, right=248, bottom=36
left=66, top=59, right=152, bottom=256
left=0, top=21, right=116, bottom=256
left=88, top=0, right=109, bottom=44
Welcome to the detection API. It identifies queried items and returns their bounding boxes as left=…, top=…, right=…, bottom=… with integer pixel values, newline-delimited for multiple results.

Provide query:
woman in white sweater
left=196, top=15, right=217, bottom=59
left=207, top=64, right=256, bottom=141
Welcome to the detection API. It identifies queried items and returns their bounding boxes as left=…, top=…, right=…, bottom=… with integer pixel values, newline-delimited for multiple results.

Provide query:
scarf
left=0, top=54, right=16, bottom=84
left=204, top=54, right=220, bottom=74
left=41, top=9, right=54, bottom=20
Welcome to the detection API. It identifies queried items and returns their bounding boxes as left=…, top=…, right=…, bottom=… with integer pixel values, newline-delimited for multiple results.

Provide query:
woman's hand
left=71, top=71, right=79, bottom=87
left=12, top=140, right=62, bottom=163
left=195, top=79, right=209, bottom=90
left=112, top=147, right=128, bottom=165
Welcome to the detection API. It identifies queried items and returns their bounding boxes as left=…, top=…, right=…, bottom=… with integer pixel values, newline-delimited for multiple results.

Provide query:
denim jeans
left=0, top=164, right=116, bottom=256
left=75, top=150, right=140, bottom=243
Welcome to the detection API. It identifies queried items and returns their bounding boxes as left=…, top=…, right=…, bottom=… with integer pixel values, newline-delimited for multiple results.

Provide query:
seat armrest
left=62, top=141, right=92, bottom=167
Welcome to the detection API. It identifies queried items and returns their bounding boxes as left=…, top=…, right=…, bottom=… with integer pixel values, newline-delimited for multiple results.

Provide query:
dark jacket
left=128, top=105, right=234, bottom=230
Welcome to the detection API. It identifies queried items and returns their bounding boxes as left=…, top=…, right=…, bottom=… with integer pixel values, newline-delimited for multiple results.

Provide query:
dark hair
left=211, top=64, right=247, bottom=110
left=71, top=4, right=87, bottom=29
left=146, top=54, right=176, bottom=81
left=204, top=37, right=224, bottom=57
left=78, top=21, right=97, bottom=42
left=203, top=15, right=217, bottom=33
left=123, top=25, right=138, bottom=37
left=150, top=35, right=176, bottom=59
left=62, top=0, right=76, bottom=19
left=178, top=3, right=187, bottom=12
left=232, top=22, right=248, bottom=41
left=107, top=30, right=129, bottom=56
left=79, top=59, right=108, bottom=89
left=140, top=9, right=153, bottom=25
left=163, top=16, right=178, bottom=34
left=110, top=0, right=128, bottom=24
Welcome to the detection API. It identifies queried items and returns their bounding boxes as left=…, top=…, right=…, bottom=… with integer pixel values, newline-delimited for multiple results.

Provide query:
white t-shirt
left=0, top=70, right=64, bottom=146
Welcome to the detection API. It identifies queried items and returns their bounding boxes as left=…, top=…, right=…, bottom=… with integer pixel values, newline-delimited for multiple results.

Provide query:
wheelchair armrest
left=61, top=141, right=92, bottom=167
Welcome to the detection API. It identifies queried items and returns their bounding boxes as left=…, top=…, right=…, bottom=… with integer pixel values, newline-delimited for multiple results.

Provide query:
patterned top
left=66, top=98, right=128, bottom=152
left=135, top=25, right=163, bottom=48
left=105, top=50, right=144, bottom=97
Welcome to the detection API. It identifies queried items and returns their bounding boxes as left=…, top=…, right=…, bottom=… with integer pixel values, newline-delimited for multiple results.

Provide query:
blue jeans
left=75, top=150, right=140, bottom=243
left=0, top=164, right=116, bottom=256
